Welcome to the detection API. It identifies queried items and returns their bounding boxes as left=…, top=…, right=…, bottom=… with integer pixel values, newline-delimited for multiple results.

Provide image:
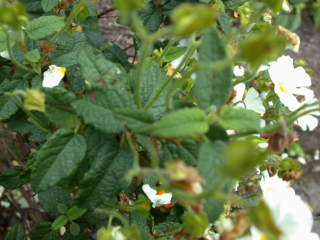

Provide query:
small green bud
left=182, top=212, right=208, bottom=237
left=239, top=29, right=286, bottom=69
left=172, top=3, right=218, bottom=36
left=0, top=3, right=27, bottom=29
left=97, top=227, right=113, bottom=240
left=24, top=88, right=45, bottom=112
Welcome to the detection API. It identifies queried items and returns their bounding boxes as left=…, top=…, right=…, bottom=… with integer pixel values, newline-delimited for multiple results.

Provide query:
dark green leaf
left=78, top=46, right=120, bottom=83
left=26, top=16, right=64, bottom=40
left=197, top=141, right=232, bottom=222
left=0, top=166, right=29, bottom=189
left=31, top=129, right=87, bottom=192
left=31, top=222, right=60, bottom=240
left=72, top=99, right=124, bottom=134
left=70, top=222, right=81, bottom=236
left=5, top=223, right=25, bottom=240
left=76, top=143, right=133, bottom=209
left=41, top=0, right=59, bottom=12
left=25, top=49, right=40, bottom=62
left=51, top=216, right=68, bottom=230
left=140, top=4, right=163, bottom=32
left=67, top=206, right=87, bottom=220
left=38, top=186, right=72, bottom=217
left=103, top=44, right=131, bottom=71
left=193, top=28, right=232, bottom=110
left=218, top=106, right=261, bottom=131
left=149, top=108, right=209, bottom=137
left=163, top=46, right=187, bottom=62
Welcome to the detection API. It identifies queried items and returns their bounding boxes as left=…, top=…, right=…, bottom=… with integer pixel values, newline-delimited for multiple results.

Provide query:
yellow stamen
left=59, top=67, right=67, bottom=74
left=279, top=81, right=287, bottom=93
left=156, top=189, right=166, bottom=195
left=260, top=235, right=269, bottom=240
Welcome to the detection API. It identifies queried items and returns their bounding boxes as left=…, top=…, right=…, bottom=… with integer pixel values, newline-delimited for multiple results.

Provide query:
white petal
left=42, top=65, right=66, bottom=88
left=233, top=83, right=245, bottom=103
left=277, top=92, right=301, bottom=111
left=233, top=65, right=245, bottom=77
left=296, top=115, right=319, bottom=131
left=244, top=88, right=266, bottom=115
left=142, top=184, right=157, bottom=202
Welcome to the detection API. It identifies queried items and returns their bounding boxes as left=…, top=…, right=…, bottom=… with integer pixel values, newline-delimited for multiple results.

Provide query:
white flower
left=268, top=55, right=311, bottom=111
left=251, top=173, right=319, bottom=240
left=42, top=65, right=66, bottom=88
left=142, top=184, right=172, bottom=208
left=233, top=65, right=245, bottom=77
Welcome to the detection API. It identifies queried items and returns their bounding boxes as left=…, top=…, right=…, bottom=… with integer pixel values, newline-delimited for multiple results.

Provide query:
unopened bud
left=24, top=88, right=45, bottom=112
left=172, top=3, right=218, bottom=36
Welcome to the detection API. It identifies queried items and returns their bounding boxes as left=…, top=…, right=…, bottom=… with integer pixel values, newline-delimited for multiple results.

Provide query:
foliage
left=0, top=0, right=319, bottom=239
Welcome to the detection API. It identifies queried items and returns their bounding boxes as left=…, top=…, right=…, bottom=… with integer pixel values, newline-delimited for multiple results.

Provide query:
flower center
left=278, top=81, right=287, bottom=93
left=59, top=67, right=67, bottom=74
left=156, top=189, right=166, bottom=195
left=260, top=235, right=269, bottom=240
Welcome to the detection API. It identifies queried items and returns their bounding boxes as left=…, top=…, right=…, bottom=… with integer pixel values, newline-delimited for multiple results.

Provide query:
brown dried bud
left=262, top=131, right=298, bottom=153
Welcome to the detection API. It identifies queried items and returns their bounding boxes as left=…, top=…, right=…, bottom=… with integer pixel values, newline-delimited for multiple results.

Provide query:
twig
left=98, top=8, right=116, bottom=18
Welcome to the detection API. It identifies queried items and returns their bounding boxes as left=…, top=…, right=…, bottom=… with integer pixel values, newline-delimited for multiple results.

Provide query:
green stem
left=125, top=130, right=140, bottom=170
left=3, top=29, right=34, bottom=73
left=95, top=209, right=129, bottom=227
left=144, top=41, right=197, bottom=111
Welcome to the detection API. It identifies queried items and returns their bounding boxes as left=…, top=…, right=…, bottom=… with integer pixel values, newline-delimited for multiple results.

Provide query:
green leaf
left=51, top=216, right=68, bottom=231
left=76, top=143, right=133, bottom=209
left=45, top=106, right=80, bottom=129
left=31, top=129, right=87, bottom=192
left=26, top=16, right=64, bottom=40
left=218, top=106, right=261, bottom=131
left=25, top=49, right=40, bottom=62
left=38, top=186, right=72, bottom=217
left=31, top=222, right=60, bottom=240
left=0, top=96, right=19, bottom=121
left=114, top=108, right=154, bottom=132
left=182, top=212, right=208, bottom=237
left=193, top=28, right=232, bottom=110
left=0, top=166, right=29, bottom=189
left=70, top=222, right=81, bottom=236
left=78, top=46, right=120, bottom=83
left=67, top=206, right=87, bottom=220
left=249, top=200, right=282, bottom=240
left=72, top=100, right=124, bottom=134
left=140, top=64, right=166, bottom=105
left=197, top=141, right=232, bottom=222
left=5, top=224, right=25, bottom=240
left=149, top=108, right=209, bottom=137
left=140, top=4, right=163, bottom=33
left=223, top=139, right=267, bottom=179
left=163, top=46, right=187, bottom=62
left=41, top=0, right=59, bottom=12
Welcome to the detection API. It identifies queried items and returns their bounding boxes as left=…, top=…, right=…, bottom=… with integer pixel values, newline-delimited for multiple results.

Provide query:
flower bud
left=24, top=88, right=45, bottom=112
left=172, top=3, right=218, bottom=36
